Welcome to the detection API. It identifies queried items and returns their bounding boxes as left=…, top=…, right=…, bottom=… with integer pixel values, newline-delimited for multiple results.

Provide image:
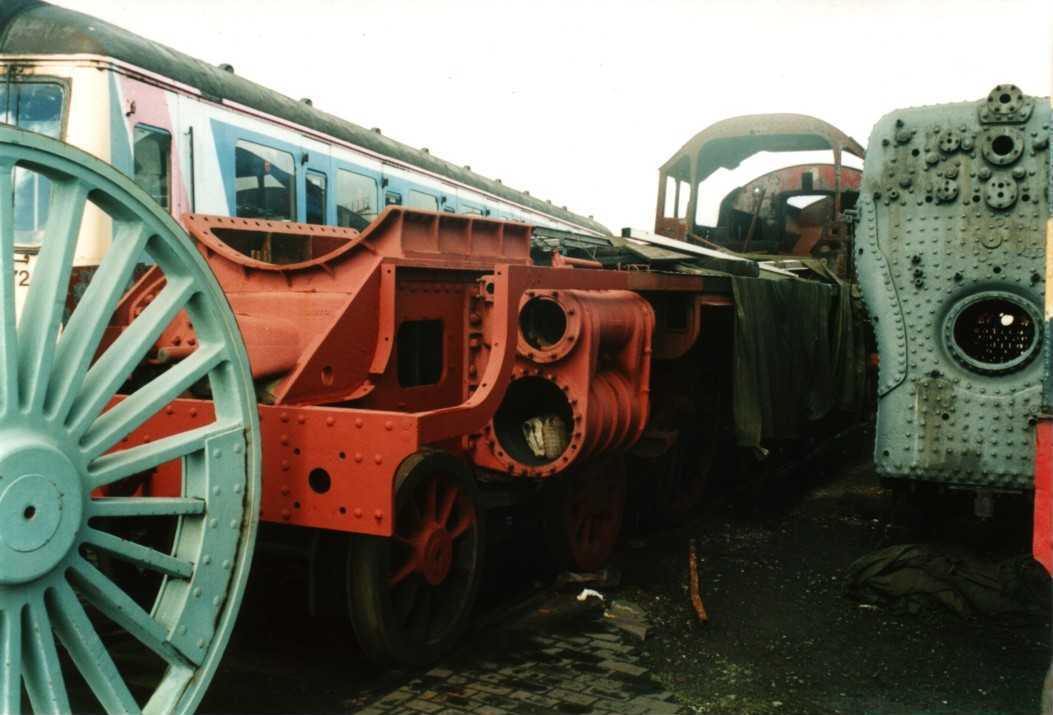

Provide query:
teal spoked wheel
left=0, top=126, right=260, bottom=714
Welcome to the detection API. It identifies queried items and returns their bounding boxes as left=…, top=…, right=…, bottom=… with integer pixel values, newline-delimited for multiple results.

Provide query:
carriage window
left=133, top=125, right=171, bottom=210
left=385, top=191, right=402, bottom=206
left=407, top=190, right=439, bottom=211
left=461, top=204, right=484, bottom=216
left=397, top=320, right=444, bottom=387
left=335, top=169, right=378, bottom=230
left=0, top=82, right=65, bottom=245
left=306, top=170, right=327, bottom=225
left=234, top=140, right=295, bottom=220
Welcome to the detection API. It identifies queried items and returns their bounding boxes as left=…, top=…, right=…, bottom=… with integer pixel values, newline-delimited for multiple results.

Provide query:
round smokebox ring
left=492, top=376, right=576, bottom=468
left=516, top=294, right=579, bottom=363
left=942, top=291, right=1042, bottom=375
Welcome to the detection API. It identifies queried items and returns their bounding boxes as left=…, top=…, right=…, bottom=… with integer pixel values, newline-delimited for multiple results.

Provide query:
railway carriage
left=0, top=0, right=607, bottom=311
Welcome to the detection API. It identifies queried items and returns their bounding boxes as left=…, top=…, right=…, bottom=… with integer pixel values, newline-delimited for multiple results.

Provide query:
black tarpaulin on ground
left=731, top=270, right=866, bottom=448
left=845, top=544, right=1050, bottom=620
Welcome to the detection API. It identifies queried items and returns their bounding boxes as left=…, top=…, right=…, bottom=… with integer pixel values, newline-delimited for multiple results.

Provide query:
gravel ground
left=616, top=457, right=1050, bottom=715
left=198, top=447, right=1051, bottom=715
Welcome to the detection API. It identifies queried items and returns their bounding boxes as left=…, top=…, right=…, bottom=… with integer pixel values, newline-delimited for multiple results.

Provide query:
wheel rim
left=388, top=466, right=478, bottom=643
left=350, top=451, right=482, bottom=665
left=564, top=459, right=626, bottom=572
left=0, top=126, right=260, bottom=714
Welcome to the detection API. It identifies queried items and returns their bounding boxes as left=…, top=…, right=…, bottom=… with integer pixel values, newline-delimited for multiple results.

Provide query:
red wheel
left=545, top=458, right=627, bottom=572
left=349, top=450, right=483, bottom=665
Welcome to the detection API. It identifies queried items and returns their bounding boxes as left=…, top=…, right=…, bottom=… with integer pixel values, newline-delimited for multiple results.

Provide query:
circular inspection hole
left=991, top=135, right=1016, bottom=156
left=308, top=468, right=331, bottom=494
left=950, top=296, right=1039, bottom=373
left=519, top=297, right=567, bottom=350
left=493, top=376, right=574, bottom=466
left=999, top=93, right=1012, bottom=104
left=338, top=451, right=347, bottom=460
left=23, top=505, right=36, bottom=520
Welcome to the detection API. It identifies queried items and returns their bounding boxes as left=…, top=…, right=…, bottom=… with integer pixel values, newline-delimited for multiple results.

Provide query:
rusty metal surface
left=659, top=113, right=865, bottom=183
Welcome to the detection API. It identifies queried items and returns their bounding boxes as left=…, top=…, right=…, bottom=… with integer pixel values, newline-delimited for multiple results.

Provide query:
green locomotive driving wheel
left=0, top=126, right=260, bottom=715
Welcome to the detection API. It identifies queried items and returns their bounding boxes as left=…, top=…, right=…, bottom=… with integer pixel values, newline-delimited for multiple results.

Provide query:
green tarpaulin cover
left=731, top=268, right=866, bottom=448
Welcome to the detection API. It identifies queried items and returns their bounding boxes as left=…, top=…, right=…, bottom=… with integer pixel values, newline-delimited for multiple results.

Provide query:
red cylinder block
left=474, top=288, right=654, bottom=477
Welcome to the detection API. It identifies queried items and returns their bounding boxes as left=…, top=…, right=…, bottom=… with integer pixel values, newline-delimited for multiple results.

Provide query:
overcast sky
left=52, top=0, right=1053, bottom=231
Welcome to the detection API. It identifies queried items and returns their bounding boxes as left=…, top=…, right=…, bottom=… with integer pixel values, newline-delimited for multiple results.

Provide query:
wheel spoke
left=88, top=497, right=205, bottom=519
left=0, top=160, right=18, bottom=418
left=65, top=278, right=194, bottom=439
left=424, top=477, right=438, bottom=523
left=388, top=557, right=417, bottom=588
left=438, top=484, right=458, bottom=527
left=448, top=511, right=475, bottom=540
left=83, top=528, right=193, bottom=580
left=21, top=596, right=70, bottom=715
left=86, top=420, right=238, bottom=490
left=69, top=557, right=193, bottom=667
left=50, top=580, right=141, bottom=715
left=17, top=180, right=89, bottom=414
left=46, top=221, right=151, bottom=423
left=79, top=342, right=224, bottom=460
left=1, top=603, right=23, bottom=715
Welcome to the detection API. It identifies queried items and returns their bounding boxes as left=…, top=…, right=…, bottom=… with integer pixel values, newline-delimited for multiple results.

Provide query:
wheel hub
left=0, top=443, right=83, bottom=585
left=419, top=527, right=453, bottom=586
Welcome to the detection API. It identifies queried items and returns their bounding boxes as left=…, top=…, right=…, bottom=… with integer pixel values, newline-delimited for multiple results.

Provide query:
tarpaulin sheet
left=731, top=270, right=866, bottom=448
left=846, top=544, right=1049, bottom=620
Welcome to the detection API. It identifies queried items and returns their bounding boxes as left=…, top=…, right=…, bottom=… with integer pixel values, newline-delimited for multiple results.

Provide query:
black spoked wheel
left=544, top=458, right=627, bottom=573
left=348, top=450, right=483, bottom=666
left=651, top=425, right=716, bottom=525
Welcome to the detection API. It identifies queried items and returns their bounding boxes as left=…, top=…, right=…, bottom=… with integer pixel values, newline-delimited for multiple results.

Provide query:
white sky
left=51, top=0, right=1053, bottom=231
